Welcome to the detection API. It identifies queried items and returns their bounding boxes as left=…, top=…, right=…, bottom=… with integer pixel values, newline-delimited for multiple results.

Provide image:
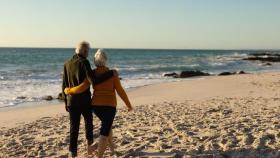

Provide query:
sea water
left=0, top=48, right=279, bottom=107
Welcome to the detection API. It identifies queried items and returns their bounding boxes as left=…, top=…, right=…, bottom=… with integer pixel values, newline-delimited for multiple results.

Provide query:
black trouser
left=92, top=106, right=116, bottom=136
left=68, top=105, right=93, bottom=153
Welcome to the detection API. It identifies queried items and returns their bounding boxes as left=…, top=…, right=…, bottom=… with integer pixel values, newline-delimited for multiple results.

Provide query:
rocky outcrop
left=238, top=71, right=246, bottom=74
left=179, top=71, right=210, bottom=78
left=16, top=96, right=26, bottom=99
left=163, top=71, right=210, bottom=78
left=260, top=62, right=272, bottom=66
left=57, top=93, right=65, bottom=101
left=218, top=71, right=247, bottom=76
left=42, top=96, right=53, bottom=101
left=164, top=70, right=247, bottom=78
left=163, top=72, right=179, bottom=78
left=243, top=53, right=280, bottom=62
left=218, top=72, right=233, bottom=76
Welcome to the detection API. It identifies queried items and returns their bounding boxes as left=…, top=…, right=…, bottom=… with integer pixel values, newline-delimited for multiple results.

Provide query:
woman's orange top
left=64, top=66, right=131, bottom=108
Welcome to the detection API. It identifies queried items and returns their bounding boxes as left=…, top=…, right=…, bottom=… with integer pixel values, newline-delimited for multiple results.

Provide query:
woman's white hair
left=94, top=48, right=107, bottom=67
left=75, top=41, right=90, bottom=54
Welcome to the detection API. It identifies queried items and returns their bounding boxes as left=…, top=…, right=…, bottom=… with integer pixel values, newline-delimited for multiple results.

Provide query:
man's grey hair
left=75, top=41, right=90, bottom=54
left=94, top=49, right=107, bottom=67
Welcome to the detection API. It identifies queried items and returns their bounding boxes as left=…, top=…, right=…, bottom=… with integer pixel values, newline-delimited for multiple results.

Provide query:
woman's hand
left=64, top=88, right=71, bottom=95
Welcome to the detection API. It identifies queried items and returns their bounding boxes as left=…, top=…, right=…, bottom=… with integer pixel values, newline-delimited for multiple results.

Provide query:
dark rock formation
left=163, top=72, right=179, bottom=78
left=164, top=70, right=247, bottom=78
left=218, top=72, right=234, bottom=76
left=57, top=93, right=65, bottom=101
left=243, top=53, right=280, bottom=62
left=16, top=96, right=26, bottom=99
left=163, top=71, right=210, bottom=78
left=219, top=71, right=247, bottom=76
left=261, top=62, right=272, bottom=66
left=179, top=71, right=210, bottom=78
left=237, top=71, right=246, bottom=74
left=42, top=96, right=53, bottom=101
left=250, top=53, right=280, bottom=57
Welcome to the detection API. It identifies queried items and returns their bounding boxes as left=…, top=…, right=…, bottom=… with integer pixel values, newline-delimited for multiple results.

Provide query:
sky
left=0, top=0, right=279, bottom=49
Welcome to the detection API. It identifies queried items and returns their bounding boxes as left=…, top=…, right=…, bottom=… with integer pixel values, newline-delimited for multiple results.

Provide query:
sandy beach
left=0, top=72, right=280, bottom=158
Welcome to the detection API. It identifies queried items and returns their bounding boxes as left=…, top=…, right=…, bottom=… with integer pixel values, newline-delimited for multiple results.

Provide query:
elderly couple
left=62, top=41, right=133, bottom=157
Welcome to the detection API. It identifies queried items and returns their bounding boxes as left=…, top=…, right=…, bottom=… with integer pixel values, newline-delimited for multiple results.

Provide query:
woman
left=64, top=48, right=133, bottom=157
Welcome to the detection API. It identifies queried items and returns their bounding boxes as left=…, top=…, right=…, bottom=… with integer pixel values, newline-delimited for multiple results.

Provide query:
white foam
left=0, top=73, right=187, bottom=108
left=0, top=79, right=61, bottom=108
left=210, top=62, right=225, bottom=66
left=216, top=52, right=248, bottom=62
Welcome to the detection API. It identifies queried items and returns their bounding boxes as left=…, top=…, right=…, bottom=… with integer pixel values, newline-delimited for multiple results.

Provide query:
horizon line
left=0, top=46, right=280, bottom=51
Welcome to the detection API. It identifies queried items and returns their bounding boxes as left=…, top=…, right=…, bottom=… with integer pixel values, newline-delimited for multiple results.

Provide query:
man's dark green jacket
left=62, top=54, right=113, bottom=107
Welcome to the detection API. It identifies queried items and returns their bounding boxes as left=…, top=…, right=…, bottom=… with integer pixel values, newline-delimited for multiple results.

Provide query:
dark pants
left=92, top=106, right=116, bottom=136
left=68, top=105, right=93, bottom=153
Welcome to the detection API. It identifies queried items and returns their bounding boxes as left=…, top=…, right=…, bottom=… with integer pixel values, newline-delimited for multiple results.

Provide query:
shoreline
left=1, top=70, right=279, bottom=110
left=1, top=68, right=280, bottom=109
left=0, top=71, right=279, bottom=129
left=0, top=75, right=206, bottom=111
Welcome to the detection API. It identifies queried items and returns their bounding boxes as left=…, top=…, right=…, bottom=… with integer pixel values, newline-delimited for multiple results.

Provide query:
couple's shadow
left=126, top=147, right=280, bottom=158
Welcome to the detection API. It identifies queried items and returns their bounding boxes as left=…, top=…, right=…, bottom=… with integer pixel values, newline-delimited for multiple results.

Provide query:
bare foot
left=109, top=144, right=116, bottom=156
left=109, top=150, right=115, bottom=156
left=87, top=143, right=98, bottom=156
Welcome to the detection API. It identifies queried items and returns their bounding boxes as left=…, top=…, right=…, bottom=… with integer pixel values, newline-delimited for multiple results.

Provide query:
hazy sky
left=0, top=0, right=279, bottom=49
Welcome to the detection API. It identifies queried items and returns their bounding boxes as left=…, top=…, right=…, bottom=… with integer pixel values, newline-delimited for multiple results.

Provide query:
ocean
left=0, top=48, right=279, bottom=108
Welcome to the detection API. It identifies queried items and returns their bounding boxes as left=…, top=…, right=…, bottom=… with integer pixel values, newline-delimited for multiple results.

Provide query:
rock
left=218, top=71, right=247, bottom=76
left=237, top=70, right=246, bottom=74
left=261, top=62, right=272, bottom=66
left=179, top=71, right=210, bottom=78
left=243, top=53, right=280, bottom=62
left=42, top=96, right=53, bottom=101
left=163, top=72, right=179, bottom=78
left=218, top=72, right=234, bottom=76
left=16, top=96, right=26, bottom=99
left=57, top=93, right=65, bottom=101
left=163, top=71, right=210, bottom=78
left=250, top=52, right=280, bottom=57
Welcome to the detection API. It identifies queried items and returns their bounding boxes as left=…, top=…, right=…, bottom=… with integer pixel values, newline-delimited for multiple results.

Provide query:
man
left=62, top=41, right=114, bottom=157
